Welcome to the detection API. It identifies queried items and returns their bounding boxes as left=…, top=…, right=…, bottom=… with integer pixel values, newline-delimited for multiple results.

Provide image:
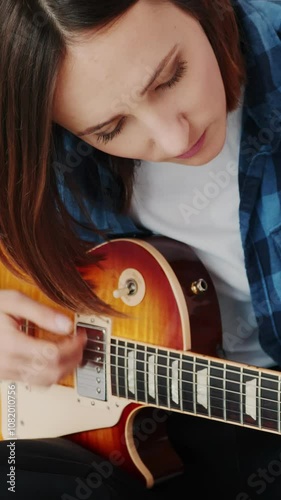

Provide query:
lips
left=177, top=131, right=206, bottom=159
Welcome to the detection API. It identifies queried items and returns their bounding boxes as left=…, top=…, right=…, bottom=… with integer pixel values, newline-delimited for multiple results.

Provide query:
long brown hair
left=0, top=0, right=246, bottom=315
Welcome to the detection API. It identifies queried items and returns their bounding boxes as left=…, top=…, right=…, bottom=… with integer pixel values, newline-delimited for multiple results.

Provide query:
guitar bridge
left=76, top=323, right=107, bottom=401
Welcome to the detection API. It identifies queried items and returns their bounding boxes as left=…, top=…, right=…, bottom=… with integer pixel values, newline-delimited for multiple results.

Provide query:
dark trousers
left=1, top=412, right=281, bottom=500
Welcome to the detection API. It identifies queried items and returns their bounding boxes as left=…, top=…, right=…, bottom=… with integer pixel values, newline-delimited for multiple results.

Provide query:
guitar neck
left=110, top=338, right=281, bottom=434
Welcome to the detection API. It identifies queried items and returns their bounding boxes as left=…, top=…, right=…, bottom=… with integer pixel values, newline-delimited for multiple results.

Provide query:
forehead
left=53, top=0, right=194, bottom=129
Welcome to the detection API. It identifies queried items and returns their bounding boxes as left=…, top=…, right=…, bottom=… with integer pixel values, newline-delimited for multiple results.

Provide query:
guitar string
left=84, top=354, right=281, bottom=418
left=85, top=339, right=281, bottom=393
left=109, top=371, right=281, bottom=425
left=21, top=326, right=281, bottom=412
left=21, top=323, right=279, bottom=383
left=109, top=375, right=280, bottom=426
left=109, top=371, right=280, bottom=417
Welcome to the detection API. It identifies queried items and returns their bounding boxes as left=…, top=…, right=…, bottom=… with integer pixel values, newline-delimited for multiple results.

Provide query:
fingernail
left=55, top=314, right=73, bottom=333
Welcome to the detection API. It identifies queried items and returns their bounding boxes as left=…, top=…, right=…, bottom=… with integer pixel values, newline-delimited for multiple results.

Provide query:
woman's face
left=53, top=0, right=228, bottom=166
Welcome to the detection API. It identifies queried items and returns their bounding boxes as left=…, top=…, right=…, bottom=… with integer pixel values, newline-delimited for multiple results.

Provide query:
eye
left=95, top=60, right=188, bottom=145
left=156, top=60, right=188, bottom=91
left=96, top=117, right=126, bottom=145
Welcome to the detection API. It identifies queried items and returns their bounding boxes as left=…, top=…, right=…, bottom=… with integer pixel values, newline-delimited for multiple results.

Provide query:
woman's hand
left=0, top=290, right=87, bottom=386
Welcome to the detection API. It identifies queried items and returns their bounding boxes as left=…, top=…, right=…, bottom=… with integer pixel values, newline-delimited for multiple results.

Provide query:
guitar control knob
left=191, top=279, right=208, bottom=295
left=113, top=280, right=137, bottom=299
left=113, top=268, right=146, bottom=307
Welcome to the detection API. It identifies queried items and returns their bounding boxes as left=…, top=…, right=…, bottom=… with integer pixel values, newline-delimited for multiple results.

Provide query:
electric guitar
left=0, top=236, right=280, bottom=488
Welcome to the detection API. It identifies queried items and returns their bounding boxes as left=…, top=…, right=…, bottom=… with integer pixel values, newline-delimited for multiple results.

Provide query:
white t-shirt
left=129, top=103, right=275, bottom=368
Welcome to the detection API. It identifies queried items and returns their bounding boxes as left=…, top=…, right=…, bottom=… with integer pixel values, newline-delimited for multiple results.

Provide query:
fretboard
left=110, top=338, right=281, bottom=433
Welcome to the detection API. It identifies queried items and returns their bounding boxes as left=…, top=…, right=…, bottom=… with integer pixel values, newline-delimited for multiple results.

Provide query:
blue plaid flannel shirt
left=58, top=0, right=281, bottom=365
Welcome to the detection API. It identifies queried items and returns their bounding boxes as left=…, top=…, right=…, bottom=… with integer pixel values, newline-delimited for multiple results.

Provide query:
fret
left=157, top=349, right=169, bottom=407
left=124, top=342, right=129, bottom=400
left=115, top=339, right=121, bottom=398
left=258, top=371, right=262, bottom=429
left=146, top=346, right=157, bottom=404
left=243, top=368, right=259, bottom=428
left=209, top=362, right=224, bottom=420
left=136, top=345, right=146, bottom=403
left=126, top=341, right=136, bottom=399
left=193, top=356, right=196, bottom=416
left=170, top=352, right=180, bottom=410
left=144, top=345, right=148, bottom=404
left=147, top=350, right=154, bottom=399
left=207, top=360, right=211, bottom=418
left=154, top=348, right=159, bottom=407
left=196, top=358, right=209, bottom=416
left=260, top=372, right=279, bottom=432
left=239, top=368, right=243, bottom=425
left=148, top=347, right=156, bottom=401
left=225, top=365, right=241, bottom=424
left=166, top=351, right=170, bottom=409
left=223, top=364, right=226, bottom=422
left=110, top=339, right=117, bottom=396
left=117, top=339, right=126, bottom=398
left=179, top=353, right=183, bottom=412
left=181, top=355, right=194, bottom=413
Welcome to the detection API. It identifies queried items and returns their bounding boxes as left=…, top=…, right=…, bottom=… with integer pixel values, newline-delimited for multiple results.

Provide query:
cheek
left=189, top=46, right=226, bottom=112
left=204, top=58, right=226, bottom=109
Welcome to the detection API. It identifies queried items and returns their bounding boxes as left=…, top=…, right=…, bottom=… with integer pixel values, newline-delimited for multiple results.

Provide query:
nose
left=142, top=109, right=190, bottom=160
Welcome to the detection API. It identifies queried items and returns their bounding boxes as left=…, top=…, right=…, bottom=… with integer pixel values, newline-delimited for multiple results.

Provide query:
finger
left=0, top=311, right=19, bottom=330
left=0, top=290, right=73, bottom=334
left=10, top=334, right=86, bottom=386
left=54, top=335, right=87, bottom=381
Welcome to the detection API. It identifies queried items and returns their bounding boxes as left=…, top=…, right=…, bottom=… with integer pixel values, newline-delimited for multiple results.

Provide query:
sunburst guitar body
left=0, top=236, right=280, bottom=488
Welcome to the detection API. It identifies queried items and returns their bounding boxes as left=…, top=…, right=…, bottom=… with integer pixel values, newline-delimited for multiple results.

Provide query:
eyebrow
left=76, top=43, right=179, bottom=138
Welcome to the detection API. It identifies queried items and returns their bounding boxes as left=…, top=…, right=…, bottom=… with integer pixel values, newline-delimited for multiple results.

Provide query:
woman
left=0, top=0, right=281, bottom=498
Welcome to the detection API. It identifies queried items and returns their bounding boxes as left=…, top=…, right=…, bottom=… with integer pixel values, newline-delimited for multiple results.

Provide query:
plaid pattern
left=235, top=0, right=281, bottom=363
left=59, top=0, right=281, bottom=364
